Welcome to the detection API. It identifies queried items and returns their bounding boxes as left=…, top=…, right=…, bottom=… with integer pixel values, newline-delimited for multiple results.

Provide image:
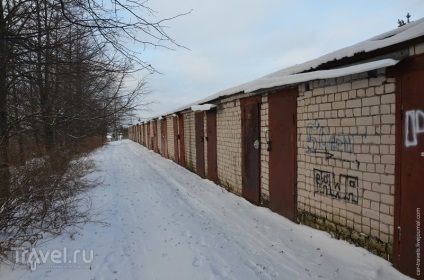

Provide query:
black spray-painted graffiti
left=313, top=169, right=359, bottom=204
left=306, top=120, right=366, bottom=168
left=405, top=109, right=424, bottom=147
left=306, top=120, right=367, bottom=154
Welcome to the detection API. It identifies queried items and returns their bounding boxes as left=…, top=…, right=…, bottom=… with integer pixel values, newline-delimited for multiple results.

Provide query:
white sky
left=130, top=0, right=424, bottom=122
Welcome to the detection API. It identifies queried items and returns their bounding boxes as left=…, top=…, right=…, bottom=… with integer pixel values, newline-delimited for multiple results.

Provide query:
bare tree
left=0, top=0, right=187, bottom=262
left=58, top=0, right=189, bottom=72
left=0, top=0, right=10, bottom=197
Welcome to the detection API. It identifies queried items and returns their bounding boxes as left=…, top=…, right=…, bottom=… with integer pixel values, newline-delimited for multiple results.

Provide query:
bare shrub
left=0, top=148, right=99, bottom=262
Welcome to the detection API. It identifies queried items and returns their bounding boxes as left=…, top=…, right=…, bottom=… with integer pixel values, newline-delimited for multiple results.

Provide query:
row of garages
left=129, top=19, right=424, bottom=279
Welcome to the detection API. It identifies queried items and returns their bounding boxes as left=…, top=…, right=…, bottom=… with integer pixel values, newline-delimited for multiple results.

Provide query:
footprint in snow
left=195, top=236, right=209, bottom=247
left=182, top=230, right=191, bottom=238
left=192, top=255, right=204, bottom=267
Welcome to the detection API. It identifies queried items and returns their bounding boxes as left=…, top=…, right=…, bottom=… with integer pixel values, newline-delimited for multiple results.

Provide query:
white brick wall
left=183, top=111, right=196, bottom=171
left=297, top=70, right=396, bottom=244
left=215, top=91, right=268, bottom=196
left=260, top=94, right=270, bottom=204
left=166, top=116, right=175, bottom=161
left=216, top=96, right=243, bottom=194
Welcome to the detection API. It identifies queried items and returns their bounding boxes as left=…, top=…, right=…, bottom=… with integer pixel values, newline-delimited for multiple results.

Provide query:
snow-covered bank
left=0, top=140, right=411, bottom=279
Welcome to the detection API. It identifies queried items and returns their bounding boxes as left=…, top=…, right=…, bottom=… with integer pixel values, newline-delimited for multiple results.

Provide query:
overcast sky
left=130, top=0, right=424, bottom=122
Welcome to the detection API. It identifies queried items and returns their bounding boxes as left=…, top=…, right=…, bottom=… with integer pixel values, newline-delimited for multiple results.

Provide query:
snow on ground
left=0, top=140, right=411, bottom=279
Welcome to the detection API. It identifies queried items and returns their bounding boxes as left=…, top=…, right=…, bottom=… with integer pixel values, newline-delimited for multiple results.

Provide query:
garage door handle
left=253, top=140, right=260, bottom=149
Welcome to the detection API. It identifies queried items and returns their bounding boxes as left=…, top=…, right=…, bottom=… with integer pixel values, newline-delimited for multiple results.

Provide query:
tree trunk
left=0, top=0, right=10, bottom=197
left=36, top=0, right=54, bottom=152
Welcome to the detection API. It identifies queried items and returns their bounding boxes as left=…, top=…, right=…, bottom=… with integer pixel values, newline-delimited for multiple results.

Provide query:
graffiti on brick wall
left=405, top=109, right=424, bottom=147
left=306, top=120, right=366, bottom=168
left=306, top=120, right=367, bottom=154
left=313, top=169, right=359, bottom=204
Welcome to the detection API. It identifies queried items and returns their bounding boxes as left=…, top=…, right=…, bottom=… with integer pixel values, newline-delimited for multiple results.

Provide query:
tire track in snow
left=91, top=142, right=146, bottom=280
left=122, top=142, right=275, bottom=279
left=122, top=142, right=305, bottom=279
left=114, top=141, right=408, bottom=280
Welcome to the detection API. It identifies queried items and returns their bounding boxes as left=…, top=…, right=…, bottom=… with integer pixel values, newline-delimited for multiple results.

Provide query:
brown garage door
left=241, top=96, right=261, bottom=204
left=394, top=54, right=424, bottom=280
left=268, top=88, right=297, bottom=222
left=153, top=120, right=158, bottom=153
left=178, top=114, right=186, bottom=167
left=147, top=123, right=151, bottom=149
left=161, top=119, right=168, bottom=158
left=195, top=112, right=205, bottom=178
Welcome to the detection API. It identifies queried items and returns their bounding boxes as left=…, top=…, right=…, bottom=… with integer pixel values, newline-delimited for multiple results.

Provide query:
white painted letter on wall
left=405, top=110, right=424, bottom=147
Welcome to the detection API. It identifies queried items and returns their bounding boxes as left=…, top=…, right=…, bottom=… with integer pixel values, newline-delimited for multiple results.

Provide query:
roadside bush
left=0, top=148, right=99, bottom=263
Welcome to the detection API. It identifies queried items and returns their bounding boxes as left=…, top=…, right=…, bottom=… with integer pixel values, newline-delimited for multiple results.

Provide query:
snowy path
left=0, top=140, right=410, bottom=279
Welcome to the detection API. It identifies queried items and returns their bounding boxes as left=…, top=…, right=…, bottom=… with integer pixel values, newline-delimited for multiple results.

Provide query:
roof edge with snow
left=143, top=18, right=424, bottom=121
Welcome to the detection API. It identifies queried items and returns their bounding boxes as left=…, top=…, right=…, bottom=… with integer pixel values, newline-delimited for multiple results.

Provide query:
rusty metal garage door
left=268, top=88, right=297, bottom=221
left=195, top=112, right=205, bottom=178
left=393, top=54, right=424, bottom=280
left=241, top=96, right=261, bottom=204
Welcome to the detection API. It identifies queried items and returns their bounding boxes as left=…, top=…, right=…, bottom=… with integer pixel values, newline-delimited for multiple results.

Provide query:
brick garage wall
left=296, top=68, right=396, bottom=259
left=126, top=44, right=424, bottom=263
left=410, top=42, right=424, bottom=57
left=216, top=95, right=243, bottom=194
left=260, top=94, right=270, bottom=206
left=183, top=111, right=196, bottom=171
left=216, top=92, right=263, bottom=196
left=166, top=116, right=175, bottom=161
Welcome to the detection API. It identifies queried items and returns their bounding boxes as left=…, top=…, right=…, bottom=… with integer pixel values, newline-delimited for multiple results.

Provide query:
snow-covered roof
left=244, top=58, right=399, bottom=93
left=152, top=18, right=424, bottom=119
left=191, top=104, right=217, bottom=112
